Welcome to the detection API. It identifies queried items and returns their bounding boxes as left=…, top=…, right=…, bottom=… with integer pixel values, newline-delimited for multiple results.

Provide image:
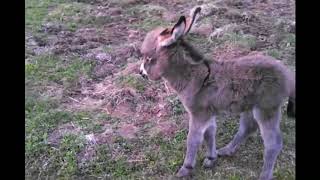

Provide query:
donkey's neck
left=162, top=43, right=211, bottom=95
left=162, top=64, right=193, bottom=94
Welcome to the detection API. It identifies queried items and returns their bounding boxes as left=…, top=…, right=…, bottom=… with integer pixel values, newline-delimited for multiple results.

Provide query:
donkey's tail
left=286, top=72, right=295, bottom=118
left=287, top=96, right=295, bottom=118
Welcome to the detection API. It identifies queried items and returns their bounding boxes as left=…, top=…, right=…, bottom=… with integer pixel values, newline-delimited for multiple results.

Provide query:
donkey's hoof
left=176, top=166, right=193, bottom=178
left=258, top=174, right=273, bottom=180
left=217, top=147, right=235, bottom=157
left=203, top=157, right=217, bottom=168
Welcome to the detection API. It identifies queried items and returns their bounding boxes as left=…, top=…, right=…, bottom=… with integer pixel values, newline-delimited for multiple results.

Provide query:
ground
left=25, top=0, right=295, bottom=179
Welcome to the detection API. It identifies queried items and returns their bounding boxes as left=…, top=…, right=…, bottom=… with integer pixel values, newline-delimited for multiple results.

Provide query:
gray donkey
left=139, top=7, right=295, bottom=180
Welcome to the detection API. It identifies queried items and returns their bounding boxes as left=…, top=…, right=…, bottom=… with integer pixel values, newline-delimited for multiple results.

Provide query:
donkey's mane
left=180, top=39, right=211, bottom=87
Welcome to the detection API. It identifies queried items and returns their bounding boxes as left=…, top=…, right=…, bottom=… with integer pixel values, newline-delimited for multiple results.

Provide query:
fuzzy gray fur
left=139, top=12, right=295, bottom=180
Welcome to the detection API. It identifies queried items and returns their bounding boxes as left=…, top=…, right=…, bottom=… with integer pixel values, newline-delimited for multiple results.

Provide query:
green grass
left=25, top=0, right=68, bottom=31
left=116, top=74, right=147, bottom=92
left=26, top=0, right=106, bottom=32
left=274, top=168, right=295, bottom=180
left=267, top=49, right=281, bottom=59
left=26, top=97, right=295, bottom=179
left=25, top=0, right=52, bottom=30
left=25, top=96, right=114, bottom=178
left=280, top=33, right=295, bottom=48
left=228, top=174, right=243, bottom=180
left=216, top=32, right=257, bottom=50
left=46, top=2, right=94, bottom=31
left=166, top=95, right=186, bottom=116
left=126, top=4, right=170, bottom=31
left=266, top=32, right=295, bottom=60
left=25, top=96, right=79, bottom=178
left=26, top=55, right=94, bottom=88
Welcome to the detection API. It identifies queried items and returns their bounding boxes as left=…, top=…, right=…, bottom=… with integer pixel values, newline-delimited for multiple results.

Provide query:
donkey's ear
left=159, top=16, right=186, bottom=47
left=184, top=7, right=201, bottom=35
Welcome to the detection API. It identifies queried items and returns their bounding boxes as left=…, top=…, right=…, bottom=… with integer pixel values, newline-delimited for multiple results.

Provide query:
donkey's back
left=203, top=54, right=294, bottom=114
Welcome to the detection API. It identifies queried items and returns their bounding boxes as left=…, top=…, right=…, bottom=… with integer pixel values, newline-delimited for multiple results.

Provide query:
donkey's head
left=139, top=7, right=201, bottom=80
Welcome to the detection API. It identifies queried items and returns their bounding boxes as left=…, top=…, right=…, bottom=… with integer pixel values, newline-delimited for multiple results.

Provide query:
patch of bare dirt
left=141, top=86, right=162, bottom=102
left=191, top=24, right=213, bottom=36
left=103, top=88, right=138, bottom=117
left=52, top=28, right=109, bottom=55
left=67, top=96, right=106, bottom=111
left=40, top=22, right=68, bottom=35
left=149, top=121, right=178, bottom=137
left=117, top=124, right=138, bottom=139
left=109, top=101, right=137, bottom=119
left=110, top=45, right=138, bottom=66
left=162, top=11, right=178, bottom=22
left=118, top=62, right=141, bottom=76
left=92, top=63, right=116, bottom=79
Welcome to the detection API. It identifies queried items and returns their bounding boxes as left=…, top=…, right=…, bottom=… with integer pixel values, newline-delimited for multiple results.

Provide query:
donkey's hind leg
left=253, top=106, right=283, bottom=180
left=218, top=111, right=258, bottom=156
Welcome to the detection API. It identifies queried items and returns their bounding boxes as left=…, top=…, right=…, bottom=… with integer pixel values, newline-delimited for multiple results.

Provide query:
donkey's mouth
left=141, top=74, right=148, bottom=79
left=139, top=63, right=149, bottom=79
left=139, top=71, right=148, bottom=79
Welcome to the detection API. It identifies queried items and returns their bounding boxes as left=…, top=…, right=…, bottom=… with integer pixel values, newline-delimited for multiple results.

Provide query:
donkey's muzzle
left=139, top=71, right=148, bottom=79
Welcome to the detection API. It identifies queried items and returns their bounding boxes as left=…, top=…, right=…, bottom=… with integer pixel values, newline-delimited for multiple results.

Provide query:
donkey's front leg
left=176, top=116, right=208, bottom=177
left=203, top=116, right=217, bottom=168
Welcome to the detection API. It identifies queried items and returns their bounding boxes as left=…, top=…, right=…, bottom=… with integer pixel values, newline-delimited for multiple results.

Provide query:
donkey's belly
left=209, top=100, right=254, bottom=116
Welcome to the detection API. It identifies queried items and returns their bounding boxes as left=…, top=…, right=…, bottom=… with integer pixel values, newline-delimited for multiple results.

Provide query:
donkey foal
left=139, top=7, right=295, bottom=180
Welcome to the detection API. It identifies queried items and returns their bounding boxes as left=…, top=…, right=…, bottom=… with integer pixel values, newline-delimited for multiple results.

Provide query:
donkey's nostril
left=141, top=74, right=148, bottom=79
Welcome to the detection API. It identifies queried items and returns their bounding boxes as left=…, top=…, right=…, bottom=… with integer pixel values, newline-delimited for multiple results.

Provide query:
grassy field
left=25, top=0, right=295, bottom=179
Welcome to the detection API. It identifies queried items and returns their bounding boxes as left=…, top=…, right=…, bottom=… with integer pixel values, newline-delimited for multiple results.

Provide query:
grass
left=116, top=74, right=146, bottom=92
left=46, top=2, right=98, bottom=31
left=126, top=4, right=171, bottom=31
left=26, top=98, right=295, bottom=179
left=280, top=33, right=295, bottom=48
left=25, top=0, right=52, bottom=31
left=25, top=96, right=115, bottom=178
left=26, top=0, right=107, bottom=32
left=166, top=95, right=186, bottom=116
left=25, top=0, right=295, bottom=179
left=267, top=49, right=281, bottom=59
left=212, top=32, right=257, bottom=50
left=25, top=96, right=79, bottom=178
left=26, top=55, right=94, bottom=89
left=266, top=32, right=295, bottom=65
left=25, top=0, right=69, bottom=31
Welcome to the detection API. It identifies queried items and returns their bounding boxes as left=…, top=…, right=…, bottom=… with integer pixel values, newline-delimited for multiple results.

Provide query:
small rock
left=85, top=134, right=96, bottom=144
